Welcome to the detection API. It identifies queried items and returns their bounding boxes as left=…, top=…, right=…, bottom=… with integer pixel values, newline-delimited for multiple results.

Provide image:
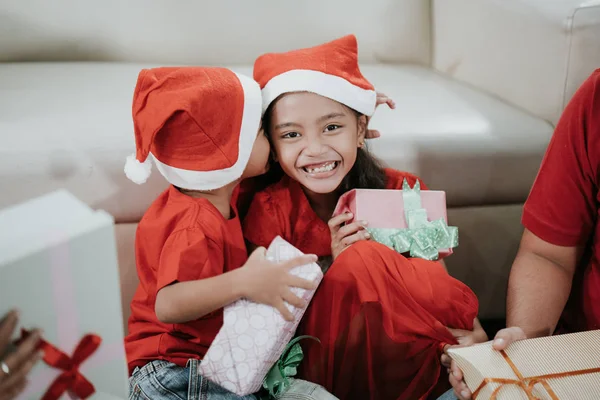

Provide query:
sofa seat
left=0, top=62, right=553, bottom=220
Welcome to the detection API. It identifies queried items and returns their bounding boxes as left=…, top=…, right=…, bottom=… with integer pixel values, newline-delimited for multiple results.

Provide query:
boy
left=123, top=66, right=319, bottom=399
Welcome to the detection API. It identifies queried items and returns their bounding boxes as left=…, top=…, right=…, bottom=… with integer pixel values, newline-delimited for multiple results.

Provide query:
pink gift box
left=333, top=187, right=454, bottom=259
left=198, top=236, right=323, bottom=396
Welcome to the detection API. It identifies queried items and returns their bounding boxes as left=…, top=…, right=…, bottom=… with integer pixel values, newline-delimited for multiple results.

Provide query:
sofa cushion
left=433, top=0, right=600, bottom=125
left=366, top=66, right=553, bottom=208
left=0, top=62, right=553, bottom=221
left=0, top=0, right=431, bottom=66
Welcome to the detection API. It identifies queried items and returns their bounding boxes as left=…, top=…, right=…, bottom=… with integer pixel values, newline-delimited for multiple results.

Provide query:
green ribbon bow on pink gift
left=261, top=335, right=320, bottom=399
left=367, top=179, right=458, bottom=261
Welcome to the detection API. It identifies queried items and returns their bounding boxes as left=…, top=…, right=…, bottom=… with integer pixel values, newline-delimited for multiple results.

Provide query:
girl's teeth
left=307, top=162, right=336, bottom=173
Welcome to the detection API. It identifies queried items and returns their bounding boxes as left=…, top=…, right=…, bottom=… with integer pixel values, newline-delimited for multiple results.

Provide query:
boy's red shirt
left=125, top=186, right=247, bottom=373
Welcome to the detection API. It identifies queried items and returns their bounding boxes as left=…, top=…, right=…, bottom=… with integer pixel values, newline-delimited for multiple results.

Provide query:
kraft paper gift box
left=333, top=179, right=458, bottom=260
left=448, top=330, right=600, bottom=400
left=0, top=190, right=129, bottom=400
left=198, top=236, right=323, bottom=396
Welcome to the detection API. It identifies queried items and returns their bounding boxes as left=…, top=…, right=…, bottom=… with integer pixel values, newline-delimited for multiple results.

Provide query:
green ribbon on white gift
left=261, top=335, right=320, bottom=399
left=367, top=179, right=458, bottom=261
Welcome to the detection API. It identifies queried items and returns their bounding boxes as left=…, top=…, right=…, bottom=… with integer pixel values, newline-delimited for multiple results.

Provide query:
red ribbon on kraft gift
left=20, top=329, right=101, bottom=400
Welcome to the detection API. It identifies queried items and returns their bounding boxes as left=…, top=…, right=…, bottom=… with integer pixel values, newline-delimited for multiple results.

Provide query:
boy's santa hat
left=254, top=34, right=377, bottom=116
left=124, top=67, right=262, bottom=191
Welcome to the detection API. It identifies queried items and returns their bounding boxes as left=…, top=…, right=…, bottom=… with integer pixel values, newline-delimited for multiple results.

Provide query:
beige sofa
left=1, top=0, right=599, bottom=330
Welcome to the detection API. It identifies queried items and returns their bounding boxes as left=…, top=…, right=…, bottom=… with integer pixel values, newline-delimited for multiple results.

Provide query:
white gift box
left=0, top=190, right=129, bottom=399
left=198, top=236, right=323, bottom=396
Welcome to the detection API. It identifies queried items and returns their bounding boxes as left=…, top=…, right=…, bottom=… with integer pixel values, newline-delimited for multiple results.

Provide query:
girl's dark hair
left=337, top=145, right=387, bottom=193
left=263, top=97, right=388, bottom=193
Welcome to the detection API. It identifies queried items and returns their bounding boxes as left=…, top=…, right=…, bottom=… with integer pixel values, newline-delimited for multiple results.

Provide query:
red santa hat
left=124, top=67, right=262, bottom=191
left=253, top=34, right=377, bottom=116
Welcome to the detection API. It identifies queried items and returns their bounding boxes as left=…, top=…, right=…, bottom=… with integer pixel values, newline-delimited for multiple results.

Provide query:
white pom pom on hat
left=124, top=153, right=152, bottom=185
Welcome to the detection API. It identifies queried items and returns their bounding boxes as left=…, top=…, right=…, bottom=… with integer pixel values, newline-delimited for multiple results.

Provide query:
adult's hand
left=0, top=310, right=43, bottom=400
left=446, top=327, right=527, bottom=399
left=365, top=92, right=396, bottom=139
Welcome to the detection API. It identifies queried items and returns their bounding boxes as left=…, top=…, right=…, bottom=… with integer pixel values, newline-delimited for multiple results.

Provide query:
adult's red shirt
left=522, top=69, right=600, bottom=332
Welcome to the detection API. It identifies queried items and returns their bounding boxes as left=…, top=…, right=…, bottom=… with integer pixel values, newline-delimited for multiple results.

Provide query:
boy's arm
left=154, top=229, right=243, bottom=324
left=155, top=268, right=246, bottom=324
left=250, top=240, right=332, bottom=273
left=157, top=245, right=319, bottom=324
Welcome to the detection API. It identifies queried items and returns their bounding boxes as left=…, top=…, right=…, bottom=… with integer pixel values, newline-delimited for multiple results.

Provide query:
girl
left=242, top=36, right=482, bottom=400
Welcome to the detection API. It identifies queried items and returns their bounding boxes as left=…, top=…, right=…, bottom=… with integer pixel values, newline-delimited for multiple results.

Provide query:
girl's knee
left=325, top=241, right=386, bottom=284
left=330, top=240, right=399, bottom=270
left=340, top=240, right=398, bottom=259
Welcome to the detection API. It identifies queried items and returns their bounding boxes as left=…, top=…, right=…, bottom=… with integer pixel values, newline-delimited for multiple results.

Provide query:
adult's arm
left=511, top=70, right=599, bottom=335
left=506, top=229, right=581, bottom=337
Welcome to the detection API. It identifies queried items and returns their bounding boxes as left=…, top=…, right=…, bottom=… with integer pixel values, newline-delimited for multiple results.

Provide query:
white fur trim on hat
left=152, top=72, right=262, bottom=191
left=124, top=153, right=152, bottom=184
left=262, top=69, right=377, bottom=116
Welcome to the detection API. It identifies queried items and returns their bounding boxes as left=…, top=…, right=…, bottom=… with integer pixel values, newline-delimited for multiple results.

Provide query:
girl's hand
left=328, top=212, right=370, bottom=260
left=240, top=247, right=319, bottom=321
left=441, top=318, right=487, bottom=399
left=365, top=92, right=396, bottom=139
left=441, top=318, right=488, bottom=368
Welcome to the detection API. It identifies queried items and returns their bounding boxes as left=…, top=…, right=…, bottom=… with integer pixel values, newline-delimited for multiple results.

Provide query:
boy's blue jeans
left=129, top=359, right=338, bottom=400
left=437, top=389, right=459, bottom=400
left=129, top=359, right=257, bottom=400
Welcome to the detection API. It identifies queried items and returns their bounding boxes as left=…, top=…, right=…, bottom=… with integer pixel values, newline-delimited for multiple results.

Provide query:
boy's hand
left=240, top=247, right=318, bottom=321
left=366, top=92, right=396, bottom=139
left=328, top=212, right=370, bottom=260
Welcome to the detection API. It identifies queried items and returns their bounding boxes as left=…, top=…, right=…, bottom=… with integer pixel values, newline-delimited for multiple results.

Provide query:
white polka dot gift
left=198, top=236, right=323, bottom=396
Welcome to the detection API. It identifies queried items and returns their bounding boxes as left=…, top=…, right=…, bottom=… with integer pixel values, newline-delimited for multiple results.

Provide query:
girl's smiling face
left=268, top=92, right=367, bottom=195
